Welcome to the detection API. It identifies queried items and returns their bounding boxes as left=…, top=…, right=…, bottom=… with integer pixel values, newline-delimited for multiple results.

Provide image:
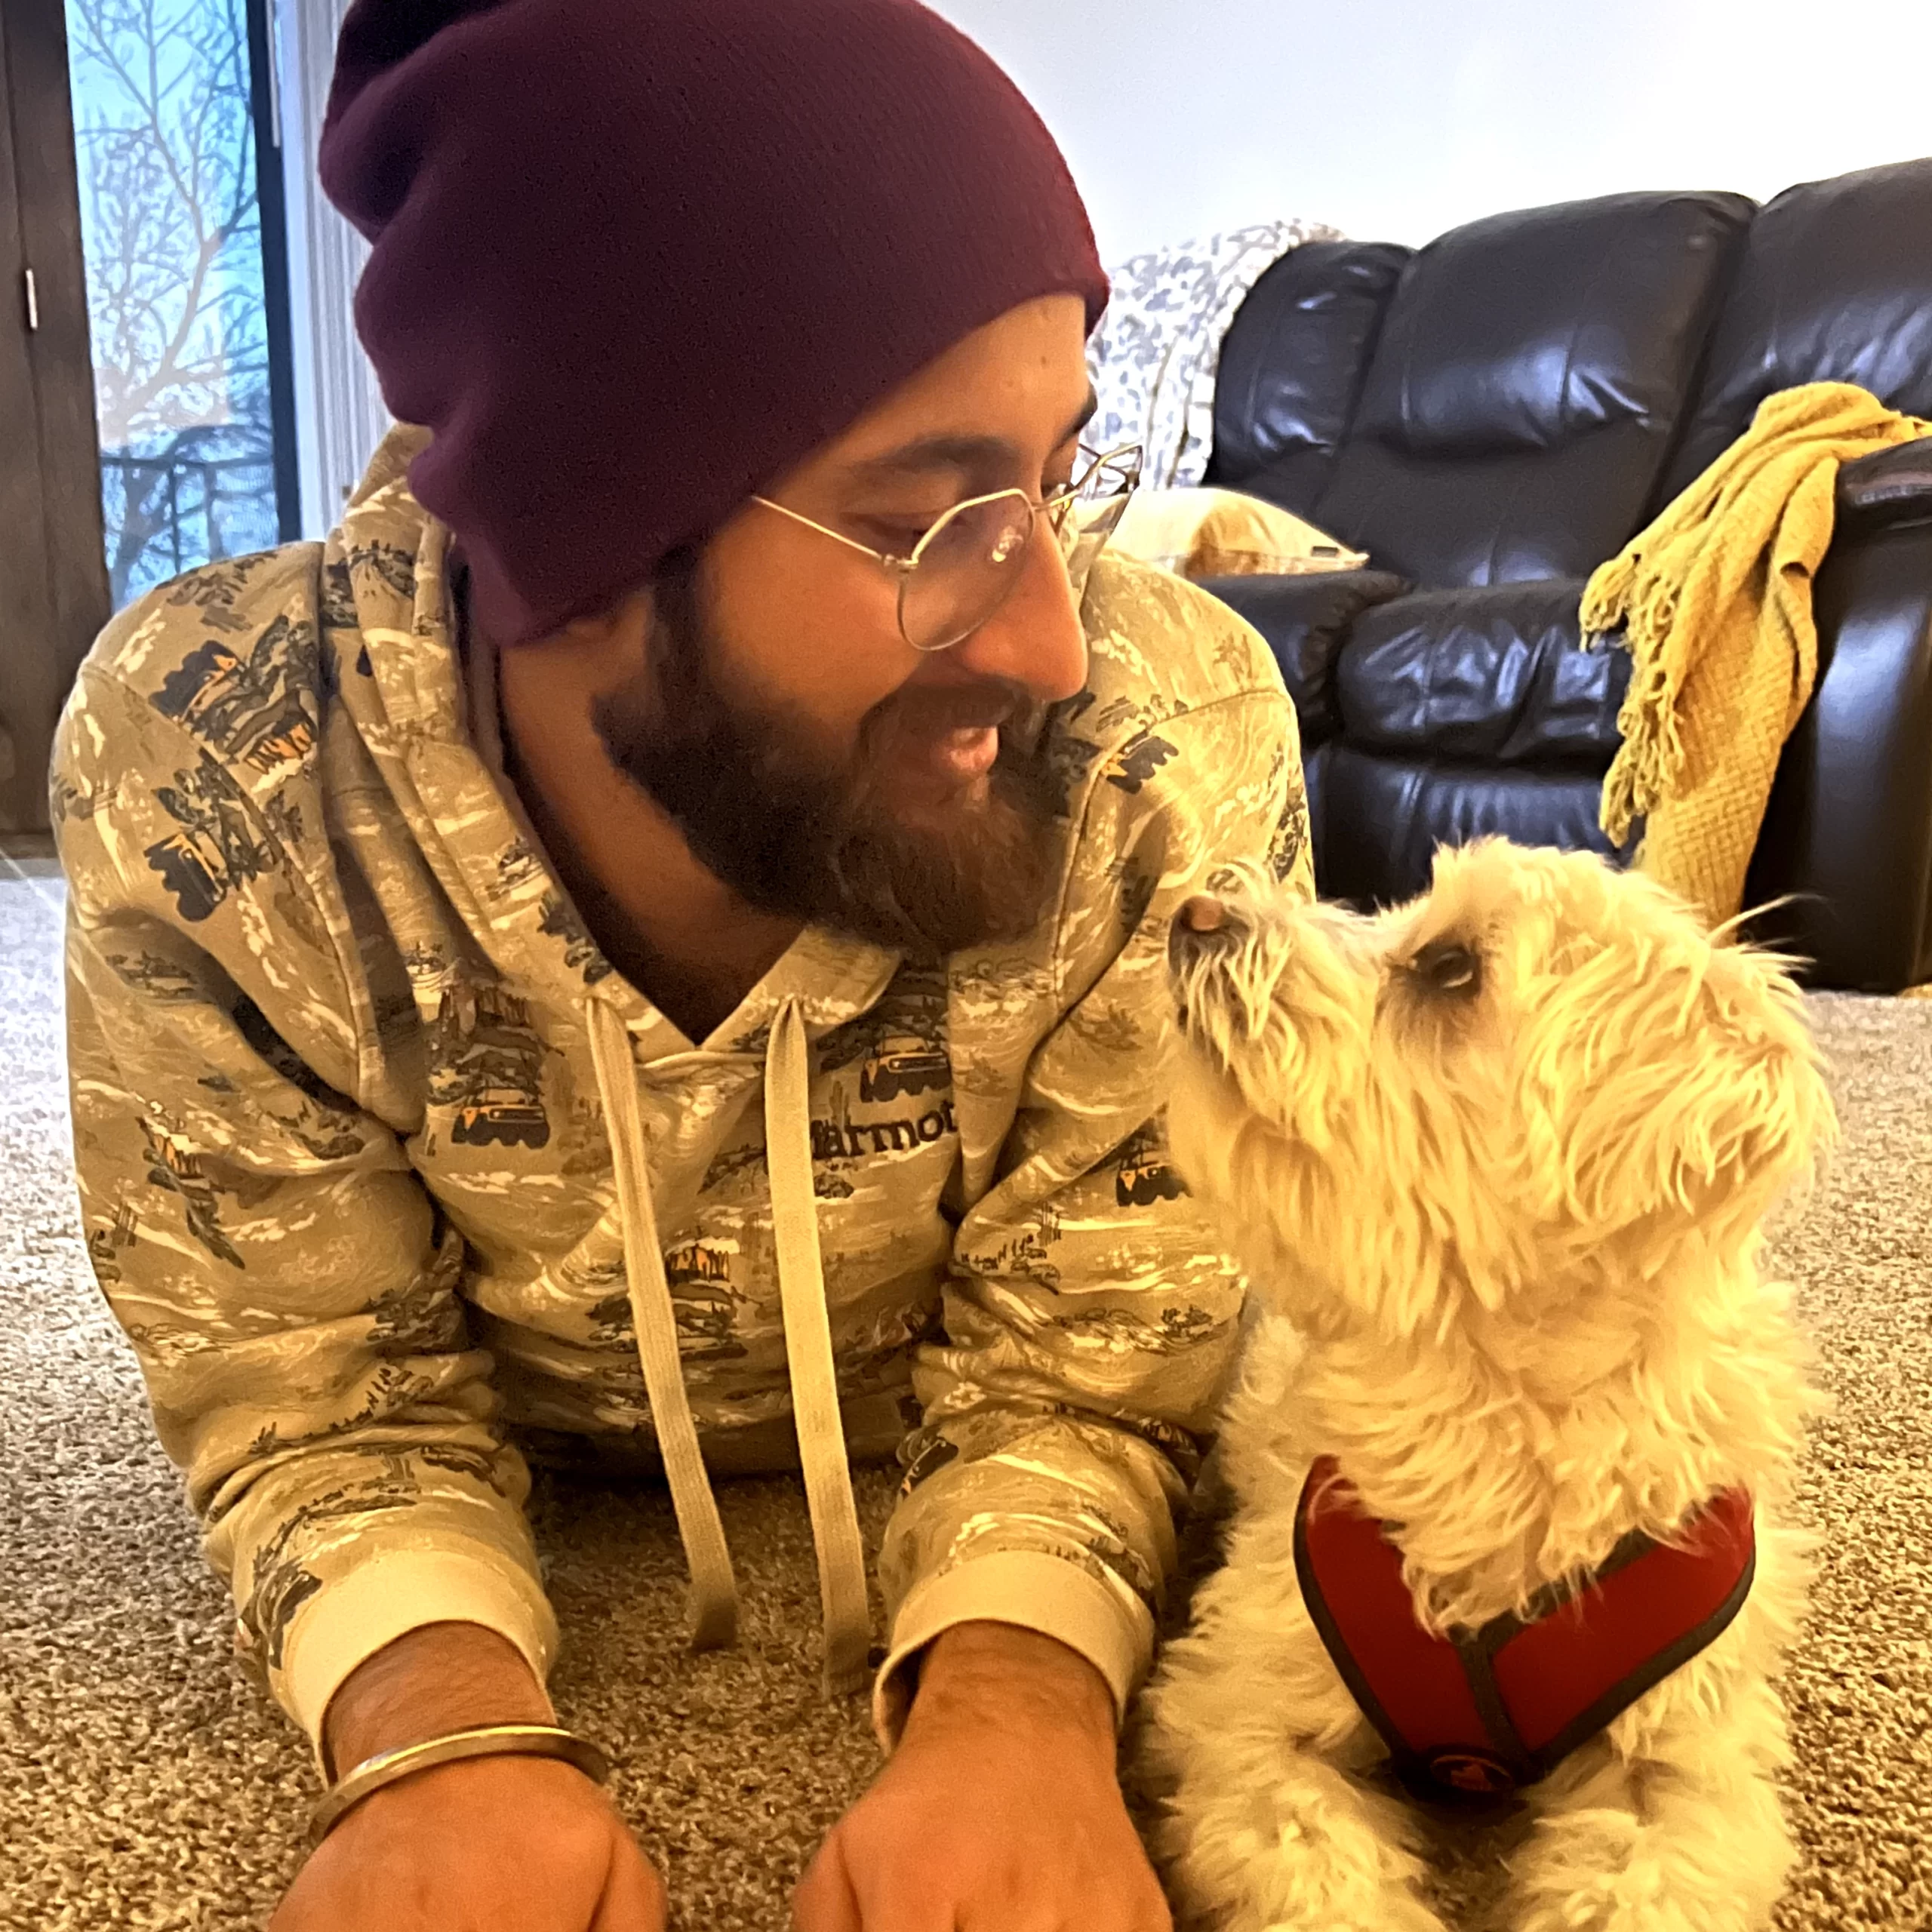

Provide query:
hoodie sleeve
left=873, top=565, right=1312, bottom=1743
left=54, top=632, right=557, bottom=1776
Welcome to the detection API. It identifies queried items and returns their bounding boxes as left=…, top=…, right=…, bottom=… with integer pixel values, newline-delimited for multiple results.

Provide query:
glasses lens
left=1081, top=449, right=1141, bottom=500
left=1054, top=448, right=1140, bottom=561
left=1074, top=487, right=1133, bottom=543
left=900, top=492, right=1035, bottom=651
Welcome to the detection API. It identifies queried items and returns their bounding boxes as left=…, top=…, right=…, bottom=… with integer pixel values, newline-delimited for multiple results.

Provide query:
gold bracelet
left=309, top=1722, right=614, bottom=1844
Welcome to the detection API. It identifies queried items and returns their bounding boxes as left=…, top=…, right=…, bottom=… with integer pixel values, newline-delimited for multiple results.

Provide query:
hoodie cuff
left=869, top=1551, right=1155, bottom=1752
left=275, top=1546, right=561, bottom=1779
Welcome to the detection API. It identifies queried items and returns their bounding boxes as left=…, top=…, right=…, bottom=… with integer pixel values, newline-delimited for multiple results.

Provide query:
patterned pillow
left=1086, top=217, right=1343, bottom=491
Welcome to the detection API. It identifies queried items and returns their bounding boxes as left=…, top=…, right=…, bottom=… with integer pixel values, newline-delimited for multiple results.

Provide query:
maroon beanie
left=318, top=0, right=1109, bottom=645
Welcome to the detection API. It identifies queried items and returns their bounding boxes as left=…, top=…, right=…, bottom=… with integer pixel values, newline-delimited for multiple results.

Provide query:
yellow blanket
left=1586, top=382, right=1931, bottom=929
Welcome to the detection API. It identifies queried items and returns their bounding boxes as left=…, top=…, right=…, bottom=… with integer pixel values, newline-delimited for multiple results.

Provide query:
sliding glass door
left=0, top=0, right=297, bottom=830
left=63, top=0, right=298, bottom=609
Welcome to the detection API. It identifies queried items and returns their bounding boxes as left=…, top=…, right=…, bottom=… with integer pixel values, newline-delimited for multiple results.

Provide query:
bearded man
left=52, top=2, right=1309, bottom=1927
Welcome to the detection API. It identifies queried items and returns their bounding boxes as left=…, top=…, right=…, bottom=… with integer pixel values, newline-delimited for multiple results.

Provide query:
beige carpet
left=2, top=856, right=1927, bottom=1930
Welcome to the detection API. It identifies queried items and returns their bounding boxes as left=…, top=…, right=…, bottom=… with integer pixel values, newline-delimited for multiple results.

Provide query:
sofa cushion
left=1313, top=191, right=1755, bottom=586
left=1315, top=747, right=1629, bottom=909
left=1657, top=160, right=1932, bottom=506
left=1334, top=582, right=1629, bottom=767
left=1198, top=569, right=1411, bottom=744
left=1206, top=240, right=1412, bottom=519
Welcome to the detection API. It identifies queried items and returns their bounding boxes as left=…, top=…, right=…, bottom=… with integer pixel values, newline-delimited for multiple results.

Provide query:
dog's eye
left=1408, top=940, right=1482, bottom=995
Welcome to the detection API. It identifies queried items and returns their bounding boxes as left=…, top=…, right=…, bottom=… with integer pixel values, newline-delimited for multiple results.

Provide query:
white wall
left=924, top=0, right=1932, bottom=261
left=273, top=0, right=1932, bottom=530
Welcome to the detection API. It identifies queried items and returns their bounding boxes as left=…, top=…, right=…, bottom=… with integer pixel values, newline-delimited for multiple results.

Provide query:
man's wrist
left=906, top=1620, right=1116, bottom=1752
left=321, top=1620, right=555, bottom=1781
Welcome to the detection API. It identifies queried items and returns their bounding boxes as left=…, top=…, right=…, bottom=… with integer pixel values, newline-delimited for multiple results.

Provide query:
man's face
left=588, top=294, right=1095, bottom=958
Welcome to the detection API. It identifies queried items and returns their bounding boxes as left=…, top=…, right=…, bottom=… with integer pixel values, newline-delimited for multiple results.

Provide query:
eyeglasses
left=751, top=443, right=1143, bottom=653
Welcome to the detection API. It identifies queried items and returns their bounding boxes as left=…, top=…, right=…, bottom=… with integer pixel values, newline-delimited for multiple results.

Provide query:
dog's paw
left=1503, top=1811, right=1786, bottom=1932
left=1164, top=1800, right=1451, bottom=1932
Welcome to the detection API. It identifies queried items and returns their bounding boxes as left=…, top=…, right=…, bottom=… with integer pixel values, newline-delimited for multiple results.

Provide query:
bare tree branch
left=69, top=0, right=279, bottom=601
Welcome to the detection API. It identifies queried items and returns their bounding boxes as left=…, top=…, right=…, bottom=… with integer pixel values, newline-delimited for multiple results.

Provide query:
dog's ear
left=1558, top=940, right=1835, bottom=1241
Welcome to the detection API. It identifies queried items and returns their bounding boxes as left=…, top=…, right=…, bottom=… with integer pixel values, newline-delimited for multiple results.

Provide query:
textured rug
left=2, top=859, right=1927, bottom=1931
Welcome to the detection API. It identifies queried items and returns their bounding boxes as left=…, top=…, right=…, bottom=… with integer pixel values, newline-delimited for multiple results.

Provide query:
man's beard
left=590, top=549, right=1066, bottom=961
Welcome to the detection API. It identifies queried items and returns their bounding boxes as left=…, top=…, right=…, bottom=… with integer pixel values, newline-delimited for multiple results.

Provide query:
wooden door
left=0, top=0, right=108, bottom=835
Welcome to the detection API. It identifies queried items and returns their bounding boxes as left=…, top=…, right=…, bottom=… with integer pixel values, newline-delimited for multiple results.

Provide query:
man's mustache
left=865, top=678, right=1035, bottom=747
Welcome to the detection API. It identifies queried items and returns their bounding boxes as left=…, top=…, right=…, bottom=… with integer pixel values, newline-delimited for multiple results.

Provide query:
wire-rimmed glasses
left=751, top=443, right=1143, bottom=652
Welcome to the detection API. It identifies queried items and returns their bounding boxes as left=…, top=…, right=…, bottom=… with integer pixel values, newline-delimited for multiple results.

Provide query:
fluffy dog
left=1140, top=838, right=1833, bottom=1932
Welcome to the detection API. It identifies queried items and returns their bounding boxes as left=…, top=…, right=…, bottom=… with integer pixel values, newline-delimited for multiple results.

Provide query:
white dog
left=1140, top=838, right=1833, bottom=1932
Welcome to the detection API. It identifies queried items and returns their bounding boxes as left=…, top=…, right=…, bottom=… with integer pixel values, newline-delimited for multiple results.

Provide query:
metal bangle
left=309, top=1722, right=614, bottom=1844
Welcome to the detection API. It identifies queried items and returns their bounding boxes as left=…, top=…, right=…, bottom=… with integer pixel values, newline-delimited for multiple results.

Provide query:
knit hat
left=318, top=0, right=1109, bottom=645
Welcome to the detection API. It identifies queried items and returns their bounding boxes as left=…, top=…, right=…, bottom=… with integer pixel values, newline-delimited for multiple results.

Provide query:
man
left=52, top=1, right=1309, bottom=1926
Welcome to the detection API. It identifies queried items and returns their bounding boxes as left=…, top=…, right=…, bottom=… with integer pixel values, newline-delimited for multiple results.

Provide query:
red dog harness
left=1294, top=1458, right=1755, bottom=1798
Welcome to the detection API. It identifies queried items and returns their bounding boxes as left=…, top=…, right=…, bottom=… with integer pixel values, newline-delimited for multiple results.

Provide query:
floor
left=1, top=829, right=60, bottom=880
left=1, top=854, right=1928, bottom=1929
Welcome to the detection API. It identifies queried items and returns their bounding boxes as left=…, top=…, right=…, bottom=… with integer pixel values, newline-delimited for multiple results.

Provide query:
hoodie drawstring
left=586, top=997, right=739, bottom=1649
left=586, top=994, right=869, bottom=1695
left=764, top=997, right=872, bottom=1696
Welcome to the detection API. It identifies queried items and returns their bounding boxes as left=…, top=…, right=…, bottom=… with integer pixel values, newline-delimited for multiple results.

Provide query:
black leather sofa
left=1199, top=158, right=1932, bottom=992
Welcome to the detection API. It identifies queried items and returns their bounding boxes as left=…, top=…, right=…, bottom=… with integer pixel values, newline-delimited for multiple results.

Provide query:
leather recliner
left=1199, top=159, right=1932, bottom=992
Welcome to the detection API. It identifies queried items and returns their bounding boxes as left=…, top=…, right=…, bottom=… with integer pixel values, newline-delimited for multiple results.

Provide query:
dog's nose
left=1170, top=894, right=1244, bottom=969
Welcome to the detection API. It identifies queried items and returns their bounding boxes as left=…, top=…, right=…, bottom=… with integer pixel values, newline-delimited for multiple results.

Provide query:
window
left=63, top=0, right=299, bottom=609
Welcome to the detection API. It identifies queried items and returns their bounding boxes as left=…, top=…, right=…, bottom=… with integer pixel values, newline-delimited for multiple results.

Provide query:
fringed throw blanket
left=1586, top=383, right=1931, bottom=928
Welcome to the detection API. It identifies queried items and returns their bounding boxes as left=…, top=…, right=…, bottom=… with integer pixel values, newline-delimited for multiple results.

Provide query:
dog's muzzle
left=1168, top=897, right=1248, bottom=1034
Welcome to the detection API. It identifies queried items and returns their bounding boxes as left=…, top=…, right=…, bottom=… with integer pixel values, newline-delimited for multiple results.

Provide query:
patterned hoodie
left=53, top=430, right=1309, bottom=1771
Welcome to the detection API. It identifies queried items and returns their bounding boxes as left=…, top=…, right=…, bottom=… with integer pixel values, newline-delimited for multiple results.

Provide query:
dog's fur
left=1140, top=839, right=1834, bottom=1932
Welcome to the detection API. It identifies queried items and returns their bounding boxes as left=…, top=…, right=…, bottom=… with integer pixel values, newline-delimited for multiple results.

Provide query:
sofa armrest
left=1195, top=569, right=1410, bottom=742
left=1836, top=440, right=1932, bottom=534
left=1743, top=518, right=1932, bottom=990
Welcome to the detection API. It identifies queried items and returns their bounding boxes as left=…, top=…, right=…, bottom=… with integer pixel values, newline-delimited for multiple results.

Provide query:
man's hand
left=268, top=1620, right=666, bottom=1932
left=792, top=1620, right=1171, bottom=1932
left=269, top=1752, right=666, bottom=1931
